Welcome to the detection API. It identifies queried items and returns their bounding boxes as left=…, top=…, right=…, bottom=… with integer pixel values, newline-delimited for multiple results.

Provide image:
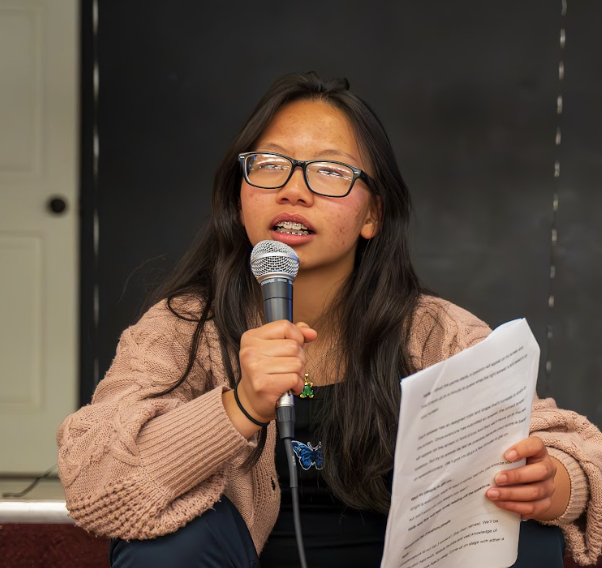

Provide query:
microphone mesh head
left=250, top=240, right=299, bottom=282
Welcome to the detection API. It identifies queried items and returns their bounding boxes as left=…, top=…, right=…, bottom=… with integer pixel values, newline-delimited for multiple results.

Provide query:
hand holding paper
left=486, top=435, right=558, bottom=519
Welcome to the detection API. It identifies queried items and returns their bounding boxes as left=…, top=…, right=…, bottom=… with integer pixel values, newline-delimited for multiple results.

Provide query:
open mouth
left=273, top=221, right=314, bottom=236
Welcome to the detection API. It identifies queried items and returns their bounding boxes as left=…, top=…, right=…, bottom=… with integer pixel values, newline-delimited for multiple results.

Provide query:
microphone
left=250, top=239, right=308, bottom=568
left=250, top=240, right=299, bottom=439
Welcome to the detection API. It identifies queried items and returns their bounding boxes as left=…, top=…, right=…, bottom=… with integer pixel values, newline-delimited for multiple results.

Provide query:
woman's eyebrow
left=317, top=149, right=359, bottom=163
left=257, top=143, right=358, bottom=164
left=256, top=142, right=287, bottom=153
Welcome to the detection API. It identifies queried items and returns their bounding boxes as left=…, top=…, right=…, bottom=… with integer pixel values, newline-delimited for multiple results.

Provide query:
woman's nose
left=276, top=167, right=314, bottom=206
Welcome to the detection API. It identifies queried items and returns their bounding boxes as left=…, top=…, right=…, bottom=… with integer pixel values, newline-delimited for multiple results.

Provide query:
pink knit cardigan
left=57, top=296, right=602, bottom=564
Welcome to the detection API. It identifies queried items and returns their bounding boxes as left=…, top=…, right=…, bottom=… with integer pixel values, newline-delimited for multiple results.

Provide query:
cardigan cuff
left=546, top=446, right=589, bottom=524
left=137, top=385, right=255, bottom=498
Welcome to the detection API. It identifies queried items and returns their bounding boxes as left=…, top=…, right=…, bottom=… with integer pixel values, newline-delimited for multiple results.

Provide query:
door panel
left=0, top=0, right=78, bottom=474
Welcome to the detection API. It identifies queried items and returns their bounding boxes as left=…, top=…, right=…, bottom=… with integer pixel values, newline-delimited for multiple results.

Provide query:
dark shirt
left=260, top=385, right=388, bottom=567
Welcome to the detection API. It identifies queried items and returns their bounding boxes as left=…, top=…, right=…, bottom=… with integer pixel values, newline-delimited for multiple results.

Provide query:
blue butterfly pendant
left=292, top=440, right=324, bottom=470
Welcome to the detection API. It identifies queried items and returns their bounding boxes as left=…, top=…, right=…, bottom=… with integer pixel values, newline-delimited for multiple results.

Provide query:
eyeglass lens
left=244, top=153, right=354, bottom=196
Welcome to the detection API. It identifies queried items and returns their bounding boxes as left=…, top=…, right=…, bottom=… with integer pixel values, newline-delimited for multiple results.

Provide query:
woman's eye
left=256, top=161, right=285, bottom=170
left=317, top=167, right=344, bottom=178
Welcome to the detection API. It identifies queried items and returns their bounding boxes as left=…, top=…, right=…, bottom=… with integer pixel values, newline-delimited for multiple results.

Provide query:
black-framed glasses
left=238, top=151, right=371, bottom=198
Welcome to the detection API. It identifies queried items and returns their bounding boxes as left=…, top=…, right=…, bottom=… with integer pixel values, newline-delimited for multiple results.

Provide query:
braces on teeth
left=275, top=221, right=310, bottom=235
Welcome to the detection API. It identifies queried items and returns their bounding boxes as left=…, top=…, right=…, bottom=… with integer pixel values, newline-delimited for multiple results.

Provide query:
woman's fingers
left=297, top=321, right=318, bottom=343
left=487, top=477, right=555, bottom=502
left=240, top=338, right=306, bottom=364
left=243, top=356, right=307, bottom=385
left=239, top=322, right=313, bottom=373
left=486, top=436, right=557, bottom=520
left=488, top=496, right=553, bottom=519
left=245, top=319, right=309, bottom=343
left=487, top=478, right=555, bottom=519
left=503, top=435, right=548, bottom=463
left=493, top=460, right=555, bottom=486
left=496, top=436, right=556, bottom=486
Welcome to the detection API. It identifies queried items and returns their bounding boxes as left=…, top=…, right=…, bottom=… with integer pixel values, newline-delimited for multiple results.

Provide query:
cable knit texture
left=57, top=295, right=602, bottom=563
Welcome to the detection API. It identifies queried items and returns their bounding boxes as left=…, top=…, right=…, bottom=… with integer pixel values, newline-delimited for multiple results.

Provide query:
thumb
left=296, top=322, right=318, bottom=343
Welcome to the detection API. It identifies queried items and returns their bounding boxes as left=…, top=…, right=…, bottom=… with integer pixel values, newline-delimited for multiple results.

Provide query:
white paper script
left=381, top=319, right=540, bottom=568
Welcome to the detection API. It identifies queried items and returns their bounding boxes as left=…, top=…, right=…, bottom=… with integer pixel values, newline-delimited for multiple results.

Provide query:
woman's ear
left=360, top=197, right=381, bottom=240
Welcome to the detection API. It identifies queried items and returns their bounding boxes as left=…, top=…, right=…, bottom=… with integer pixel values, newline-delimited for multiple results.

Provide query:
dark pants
left=512, top=520, right=565, bottom=568
left=109, top=496, right=260, bottom=568
left=109, top=499, right=564, bottom=568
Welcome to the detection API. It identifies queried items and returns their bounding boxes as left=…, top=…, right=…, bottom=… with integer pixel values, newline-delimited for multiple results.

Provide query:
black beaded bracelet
left=233, top=385, right=270, bottom=428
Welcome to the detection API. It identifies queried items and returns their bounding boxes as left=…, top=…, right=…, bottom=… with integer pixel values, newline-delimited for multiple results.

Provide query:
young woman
left=57, top=72, right=602, bottom=567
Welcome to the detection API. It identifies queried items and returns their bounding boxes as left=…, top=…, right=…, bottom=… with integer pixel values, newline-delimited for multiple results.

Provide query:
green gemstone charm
left=300, top=373, right=314, bottom=398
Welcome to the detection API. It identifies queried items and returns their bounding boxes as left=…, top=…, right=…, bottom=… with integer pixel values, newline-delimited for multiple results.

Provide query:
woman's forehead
left=255, top=100, right=364, bottom=168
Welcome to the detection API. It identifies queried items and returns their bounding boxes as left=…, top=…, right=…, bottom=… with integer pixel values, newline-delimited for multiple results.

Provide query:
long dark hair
left=150, top=72, right=424, bottom=514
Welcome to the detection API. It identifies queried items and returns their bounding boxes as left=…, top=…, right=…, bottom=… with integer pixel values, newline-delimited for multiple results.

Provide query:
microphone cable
left=278, top=404, right=308, bottom=568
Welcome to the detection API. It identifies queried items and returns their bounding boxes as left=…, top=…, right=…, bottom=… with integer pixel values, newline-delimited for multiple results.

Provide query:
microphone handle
left=260, top=277, right=295, bottom=436
left=261, top=277, right=293, bottom=323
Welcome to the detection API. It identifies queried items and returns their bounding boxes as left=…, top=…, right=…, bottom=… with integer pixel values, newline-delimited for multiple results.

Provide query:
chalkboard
left=81, top=1, right=602, bottom=427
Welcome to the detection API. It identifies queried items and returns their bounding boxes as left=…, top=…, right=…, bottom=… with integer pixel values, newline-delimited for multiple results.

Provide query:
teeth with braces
left=277, top=221, right=308, bottom=230
left=275, top=221, right=310, bottom=235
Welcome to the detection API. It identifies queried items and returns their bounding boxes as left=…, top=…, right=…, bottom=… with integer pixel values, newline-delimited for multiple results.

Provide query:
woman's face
left=240, top=100, right=377, bottom=279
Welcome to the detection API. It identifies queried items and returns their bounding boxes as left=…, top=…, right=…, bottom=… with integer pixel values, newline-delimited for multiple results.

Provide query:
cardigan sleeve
left=530, top=396, right=602, bottom=565
left=57, top=300, right=255, bottom=540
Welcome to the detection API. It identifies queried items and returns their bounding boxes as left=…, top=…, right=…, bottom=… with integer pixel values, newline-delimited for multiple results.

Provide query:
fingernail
left=506, top=450, right=518, bottom=461
left=495, top=474, right=507, bottom=484
left=487, top=489, right=500, bottom=499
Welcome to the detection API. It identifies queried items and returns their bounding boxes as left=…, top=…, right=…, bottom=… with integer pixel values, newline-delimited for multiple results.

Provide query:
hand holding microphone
left=237, top=320, right=315, bottom=425
left=225, top=240, right=316, bottom=437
